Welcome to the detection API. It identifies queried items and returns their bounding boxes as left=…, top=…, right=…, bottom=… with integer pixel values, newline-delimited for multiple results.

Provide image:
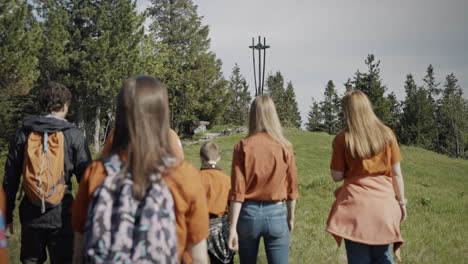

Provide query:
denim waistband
left=243, top=200, right=284, bottom=207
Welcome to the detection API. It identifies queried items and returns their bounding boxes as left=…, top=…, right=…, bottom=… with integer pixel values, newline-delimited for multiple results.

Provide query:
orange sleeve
left=330, top=133, right=346, bottom=172
left=71, top=161, right=106, bottom=233
left=169, top=129, right=184, bottom=160
left=221, top=172, right=232, bottom=202
left=184, top=165, right=209, bottom=244
left=229, top=142, right=246, bottom=202
left=0, top=251, right=7, bottom=264
left=285, top=148, right=299, bottom=200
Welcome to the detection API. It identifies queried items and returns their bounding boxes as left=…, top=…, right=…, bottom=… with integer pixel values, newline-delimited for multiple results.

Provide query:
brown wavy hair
left=39, top=82, right=72, bottom=113
left=110, top=75, right=174, bottom=200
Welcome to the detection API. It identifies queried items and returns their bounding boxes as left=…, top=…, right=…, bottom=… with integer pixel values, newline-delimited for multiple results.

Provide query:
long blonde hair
left=342, top=90, right=394, bottom=159
left=248, top=95, right=292, bottom=148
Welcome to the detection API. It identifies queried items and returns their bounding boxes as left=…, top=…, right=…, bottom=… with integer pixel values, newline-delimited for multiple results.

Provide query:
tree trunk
left=454, top=127, right=461, bottom=159
left=94, top=103, right=101, bottom=154
left=77, top=104, right=86, bottom=138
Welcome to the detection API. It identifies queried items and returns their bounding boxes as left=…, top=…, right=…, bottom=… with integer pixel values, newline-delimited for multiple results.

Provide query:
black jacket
left=3, top=115, right=91, bottom=228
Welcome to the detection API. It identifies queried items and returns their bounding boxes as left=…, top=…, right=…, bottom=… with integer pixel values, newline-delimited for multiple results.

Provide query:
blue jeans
left=237, top=200, right=290, bottom=264
left=344, top=239, right=395, bottom=264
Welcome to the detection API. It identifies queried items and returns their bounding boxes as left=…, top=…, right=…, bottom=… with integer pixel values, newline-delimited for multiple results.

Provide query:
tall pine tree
left=266, top=71, right=286, bottom=120
left=400, top=74, right=437, bottom=149
left=147, top=0, right=227, bottom=132
left=266, top=72, right=301, bottom=128
left=0, top=0, right=41, bottom=146
left=351, top=55, right=392, bottom=124
left=81, top=0, right=145, bottom=151
left=34, top=0, right=145, bottom=152
left=421, top=64, right=440, bottom=147
left=437, top=74, right=467, bottom=158
left=386, top=91, right=401, bottom=132
left=283, top=81, right=302, bottom=128
left=224, top=64, right=252, bottom=126
left=306, top=98, right=321, bottom=132
left=318, top=80, right=340, bottom=134
left=423, top=64, right=441, bottom=100
left=34, top=0, right=70, bottom=87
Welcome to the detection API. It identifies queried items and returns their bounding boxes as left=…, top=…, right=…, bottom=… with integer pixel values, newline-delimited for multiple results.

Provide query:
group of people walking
left=1, top=75, right=407, bottom=264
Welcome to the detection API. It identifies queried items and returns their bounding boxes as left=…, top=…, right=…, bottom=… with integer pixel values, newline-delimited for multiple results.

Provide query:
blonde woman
left=327, top=90, right=407, bottom=264
left=228, top=95, right=299, bottom=264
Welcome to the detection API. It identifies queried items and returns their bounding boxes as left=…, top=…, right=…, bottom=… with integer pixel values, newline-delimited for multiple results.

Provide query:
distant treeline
left=306, top=55, right=468, bottom=159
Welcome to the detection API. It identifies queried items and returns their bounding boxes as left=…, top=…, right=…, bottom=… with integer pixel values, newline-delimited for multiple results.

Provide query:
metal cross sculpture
left=249, top=36, right=270, bottom=96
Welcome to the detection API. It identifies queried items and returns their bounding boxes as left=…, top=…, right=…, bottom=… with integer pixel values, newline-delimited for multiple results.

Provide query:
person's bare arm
left=392, top=162, right=407, bottom=222
left=228, top=201, right=242, bottom=251
left=187, top=239, right=208, bottom=264
left=286, top=200, right=296, bottom=231
left=331, top=170, right=344, bottom=182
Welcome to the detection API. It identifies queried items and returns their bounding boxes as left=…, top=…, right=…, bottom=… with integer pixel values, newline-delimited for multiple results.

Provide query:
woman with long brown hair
left=326, top=90, right=407, bottom=264
left=227, top=95, right=299, bottom=264
left=71, top=76, right=209, bottom=263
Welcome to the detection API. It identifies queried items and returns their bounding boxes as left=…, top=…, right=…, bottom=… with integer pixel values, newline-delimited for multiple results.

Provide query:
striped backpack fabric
left=83, top=154, right=179, bottom=264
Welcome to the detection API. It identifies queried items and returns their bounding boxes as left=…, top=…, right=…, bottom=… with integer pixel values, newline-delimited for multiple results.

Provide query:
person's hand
left=288, top=217, right=295, bottom=232
left=6, top=223, right=14, bottom=238
left=228, top=228, right=238, bottom=251
left=400, top=205, right=407, bottom=223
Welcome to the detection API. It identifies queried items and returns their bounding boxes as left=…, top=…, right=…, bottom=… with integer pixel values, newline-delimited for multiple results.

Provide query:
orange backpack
left=22, top=131, right=66, bottom=213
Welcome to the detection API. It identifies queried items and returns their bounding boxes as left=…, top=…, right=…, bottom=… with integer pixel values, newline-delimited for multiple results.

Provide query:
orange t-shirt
left=101, top=128, right=184, bottom=159
left=0, top=187, right=8, bottom=263
left=71, top=159, right=209, bottom=261
left=330, top=129, right=402, bottom=176
left=199, top=168, right=231, bottom=216
left=229, top=132, right=299, bottom=202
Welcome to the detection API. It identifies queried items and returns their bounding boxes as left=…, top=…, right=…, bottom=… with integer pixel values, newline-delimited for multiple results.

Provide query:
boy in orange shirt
left=199, top=142, right=235, bottom=264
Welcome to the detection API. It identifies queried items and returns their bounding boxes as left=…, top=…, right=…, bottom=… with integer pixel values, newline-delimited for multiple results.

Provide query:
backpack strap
left=43, top=132, right=48, bottom=152
left=38, top=132, right=48, bottom=213
left=101, top=154, right=124, bottom=177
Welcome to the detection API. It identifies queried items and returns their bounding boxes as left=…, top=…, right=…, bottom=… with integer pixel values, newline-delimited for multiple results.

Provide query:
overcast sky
left=139, top=0, right=468, bottom=122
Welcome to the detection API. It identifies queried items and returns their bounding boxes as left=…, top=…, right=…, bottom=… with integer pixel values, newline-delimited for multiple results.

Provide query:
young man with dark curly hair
left=3, top=82, right=91, bottom=264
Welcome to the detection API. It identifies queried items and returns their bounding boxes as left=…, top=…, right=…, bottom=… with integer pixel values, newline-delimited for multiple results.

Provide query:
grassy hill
left=2, top=128, right=467, bottom=263
left=185, top=128, right=468, bottom=264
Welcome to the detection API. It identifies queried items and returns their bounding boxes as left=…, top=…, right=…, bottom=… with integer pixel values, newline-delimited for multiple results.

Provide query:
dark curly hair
left=39, top=82, right=72, bottom=113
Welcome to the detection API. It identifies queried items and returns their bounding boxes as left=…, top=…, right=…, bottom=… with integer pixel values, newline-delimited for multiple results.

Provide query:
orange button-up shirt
left=199, top=168, right=231, bottom=216
left=229, top=132, right=299, bottom=202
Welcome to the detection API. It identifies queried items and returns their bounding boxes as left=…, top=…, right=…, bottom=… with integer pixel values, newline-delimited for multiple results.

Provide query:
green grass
left=2, top=128, right=468, bottom=263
